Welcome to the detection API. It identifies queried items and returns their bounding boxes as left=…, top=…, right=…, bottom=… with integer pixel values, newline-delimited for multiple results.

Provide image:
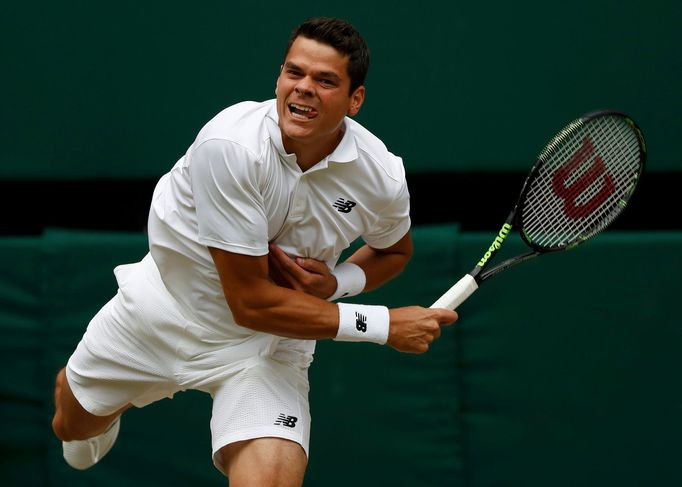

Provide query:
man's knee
left=51, top=368, right=101, bottom=441
left=52, top=368, right=75, bottom=440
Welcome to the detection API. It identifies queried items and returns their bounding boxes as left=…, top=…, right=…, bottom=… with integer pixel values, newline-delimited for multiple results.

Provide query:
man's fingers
left=295, top=257, right=327, bottom=275
left=269, top=244, right=304, bottom=277
left=386, top=306, right=460, bottom=355
left=268, top=245, right=300, bottom=288
left=268, top=243, right=292, bottom=266
left=295, top=256, right=332, bottom=278
left=271, top=243, right=315, bottom=279
left=433, top=308, right=458, bottom=326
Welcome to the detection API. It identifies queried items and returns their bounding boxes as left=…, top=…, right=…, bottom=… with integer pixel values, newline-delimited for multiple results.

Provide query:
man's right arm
left=208, top=246, right=457, bottom=353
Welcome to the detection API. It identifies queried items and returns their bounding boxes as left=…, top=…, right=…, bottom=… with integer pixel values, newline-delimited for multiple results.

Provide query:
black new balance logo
left=333, top=198, right=357, bottom=213
left=274, top=414, right=298, bottom=428
left=355, top=312, right=367, bottom=333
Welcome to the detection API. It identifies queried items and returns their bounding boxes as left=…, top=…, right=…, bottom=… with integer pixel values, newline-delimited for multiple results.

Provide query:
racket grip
left=430, top=274, right=478, bottom=310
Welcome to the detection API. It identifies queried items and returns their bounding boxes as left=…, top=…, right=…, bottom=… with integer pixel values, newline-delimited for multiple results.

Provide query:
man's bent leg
left=52, top=367, right=129, bottom=441
left=52, top=367, right=130, bottom=470
left=219, top=438, right=307, bottom=487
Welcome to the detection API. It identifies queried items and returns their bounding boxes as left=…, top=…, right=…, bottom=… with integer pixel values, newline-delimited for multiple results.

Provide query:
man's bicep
left=369, top=230, right=413, bottom=258
left=208, top=247, right=271, bottom=309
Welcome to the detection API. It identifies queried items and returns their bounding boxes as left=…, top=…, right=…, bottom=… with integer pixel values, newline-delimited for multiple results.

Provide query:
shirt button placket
left=289, top=175, right=307, bottom=221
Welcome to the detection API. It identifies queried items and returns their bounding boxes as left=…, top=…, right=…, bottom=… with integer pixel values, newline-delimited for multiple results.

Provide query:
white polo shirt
left=147, top=99, right=410, bottom=344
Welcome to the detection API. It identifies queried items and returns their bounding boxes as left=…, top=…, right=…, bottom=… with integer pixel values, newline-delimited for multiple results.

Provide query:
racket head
left=515, top=111, right=646, bottom=252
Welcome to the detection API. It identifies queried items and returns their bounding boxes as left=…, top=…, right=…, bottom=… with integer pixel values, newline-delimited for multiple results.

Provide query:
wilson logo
left=551, top=137, right=616, bottom=220
left=333, top=198, right=357, bottom=213
left=274, top=414, right=298, bottom=428
left=477, top=223, right=512, bottom=267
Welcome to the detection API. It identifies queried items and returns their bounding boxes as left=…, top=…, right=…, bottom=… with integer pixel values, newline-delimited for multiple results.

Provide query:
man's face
left=276, top=36, right=365, bottom=155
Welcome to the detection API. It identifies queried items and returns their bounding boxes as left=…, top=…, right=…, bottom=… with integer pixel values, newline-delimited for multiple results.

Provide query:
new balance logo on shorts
left=355, top=312, right=367, bottom=333
left=333, top=198, right=357, bottom=213
left=274, top=414, right=298, bottom=428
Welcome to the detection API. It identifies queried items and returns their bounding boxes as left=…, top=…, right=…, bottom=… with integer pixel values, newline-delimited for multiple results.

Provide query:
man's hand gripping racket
left=432, top=111, right=646, bottom=310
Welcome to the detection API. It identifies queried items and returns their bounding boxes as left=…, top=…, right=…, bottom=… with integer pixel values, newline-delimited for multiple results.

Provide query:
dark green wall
left=1, top=226, right=680, bottom=486
left=2, top=1, right=679, bottom=178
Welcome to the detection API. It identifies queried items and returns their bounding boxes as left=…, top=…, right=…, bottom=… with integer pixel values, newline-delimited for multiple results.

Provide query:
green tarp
left=1, top=227, right=680, bottom=486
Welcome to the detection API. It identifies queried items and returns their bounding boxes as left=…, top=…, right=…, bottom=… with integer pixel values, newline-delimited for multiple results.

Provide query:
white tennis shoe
left=62, top=417, right=121, bottom=470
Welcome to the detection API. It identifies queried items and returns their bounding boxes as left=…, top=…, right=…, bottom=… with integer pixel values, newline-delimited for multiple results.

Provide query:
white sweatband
left=334, top=303, right=390, bottom=345
left=327, top=262, right=366, bottom=301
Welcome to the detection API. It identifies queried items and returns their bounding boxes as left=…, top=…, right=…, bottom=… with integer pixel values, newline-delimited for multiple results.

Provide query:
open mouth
left=288, top=103, right=318, bottom=120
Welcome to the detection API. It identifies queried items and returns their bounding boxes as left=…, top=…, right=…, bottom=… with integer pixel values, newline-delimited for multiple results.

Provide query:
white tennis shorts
left=65, top=254, right=312, bottom=474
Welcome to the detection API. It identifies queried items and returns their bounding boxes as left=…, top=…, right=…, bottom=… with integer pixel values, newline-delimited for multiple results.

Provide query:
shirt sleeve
left=189, top=138, right=269, bottom=256
left=362, top=176, right=412, bottom=249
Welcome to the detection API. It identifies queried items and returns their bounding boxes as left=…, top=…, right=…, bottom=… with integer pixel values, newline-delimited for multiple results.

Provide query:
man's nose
left=294, top=77, right=315, bottom=96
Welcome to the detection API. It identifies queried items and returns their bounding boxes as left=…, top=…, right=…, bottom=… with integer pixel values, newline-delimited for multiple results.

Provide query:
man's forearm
left=345, top=236, right=412, bottom=292
left=229, top=279, right=341, bottom=339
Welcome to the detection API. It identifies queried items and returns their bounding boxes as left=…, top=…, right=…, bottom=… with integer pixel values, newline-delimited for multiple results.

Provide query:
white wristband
left=327, top=262, right=366, bottom=302
left=334, top=303, right=390, bottom=345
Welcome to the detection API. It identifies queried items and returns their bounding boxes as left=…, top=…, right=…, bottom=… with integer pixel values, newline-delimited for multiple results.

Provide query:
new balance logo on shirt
left=274, top=414, right=298, bottom=428
left=333, top=198, right=357, bottom=213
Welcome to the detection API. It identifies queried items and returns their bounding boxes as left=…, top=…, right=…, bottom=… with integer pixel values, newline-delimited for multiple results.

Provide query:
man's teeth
left=290, top=103, right=312, bottom=112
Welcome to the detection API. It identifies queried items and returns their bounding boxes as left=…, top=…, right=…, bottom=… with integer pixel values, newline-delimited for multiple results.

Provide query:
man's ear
left=347, top=86, right=366, bottom=117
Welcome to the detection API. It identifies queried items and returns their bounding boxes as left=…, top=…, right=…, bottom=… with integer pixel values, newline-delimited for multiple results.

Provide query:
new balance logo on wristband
left=355, top=312, right=367, bottom=333
left=336, top=303, right=388, bottom=345
left=274, top=414, right=298, bottom=428
left=333, top=198, right=357, bottom=213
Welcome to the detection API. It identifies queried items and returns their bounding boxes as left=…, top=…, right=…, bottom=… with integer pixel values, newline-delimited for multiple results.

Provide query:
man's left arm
left=342, top=231, right=412, bottom=292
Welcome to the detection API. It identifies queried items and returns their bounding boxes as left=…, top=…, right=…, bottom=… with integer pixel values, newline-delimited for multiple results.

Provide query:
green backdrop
left=2, top=0, right=680, bottom=178
left=1, top=225, right=680, bottom=486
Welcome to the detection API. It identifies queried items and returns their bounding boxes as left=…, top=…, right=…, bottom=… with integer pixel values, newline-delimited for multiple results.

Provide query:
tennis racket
left=431, top=110, right=646, bottom=310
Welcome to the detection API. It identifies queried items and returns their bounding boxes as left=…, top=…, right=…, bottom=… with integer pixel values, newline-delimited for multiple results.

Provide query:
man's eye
left=320, top=79, right=335, bottom=86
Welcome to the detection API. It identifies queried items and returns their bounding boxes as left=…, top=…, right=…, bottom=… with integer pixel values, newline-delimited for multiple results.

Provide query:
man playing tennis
left=51, top=17, right=457, bottom=487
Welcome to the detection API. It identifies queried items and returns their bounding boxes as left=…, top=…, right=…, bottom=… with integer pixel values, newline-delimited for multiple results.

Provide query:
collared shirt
left=148, top=99, right=410, bottom=340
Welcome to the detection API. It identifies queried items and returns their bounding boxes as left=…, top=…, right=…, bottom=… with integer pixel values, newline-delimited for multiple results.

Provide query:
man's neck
left=284, top=130, right=345, bottom=172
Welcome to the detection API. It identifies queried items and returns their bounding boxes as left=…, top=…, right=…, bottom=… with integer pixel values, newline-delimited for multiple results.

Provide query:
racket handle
left=430, top=274, right=478, bottom=310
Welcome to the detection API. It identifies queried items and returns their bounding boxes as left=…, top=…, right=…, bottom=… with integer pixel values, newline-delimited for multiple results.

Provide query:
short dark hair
left=284, top=17, right=370, bottom=94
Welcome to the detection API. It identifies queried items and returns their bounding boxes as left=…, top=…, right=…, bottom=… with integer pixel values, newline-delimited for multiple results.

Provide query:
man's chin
left=280, top=122, right=316, bottom=143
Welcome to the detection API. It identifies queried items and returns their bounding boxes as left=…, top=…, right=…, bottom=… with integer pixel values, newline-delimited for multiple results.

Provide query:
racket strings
left=525, top=158, right=631, bottom=246
left=525, top=120, right=639, bottom=245
left=521, top=115, right=642, bottom=249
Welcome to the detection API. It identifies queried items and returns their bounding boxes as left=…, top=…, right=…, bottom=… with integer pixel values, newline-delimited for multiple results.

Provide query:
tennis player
left=51, top=17, right=457, bottom=487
